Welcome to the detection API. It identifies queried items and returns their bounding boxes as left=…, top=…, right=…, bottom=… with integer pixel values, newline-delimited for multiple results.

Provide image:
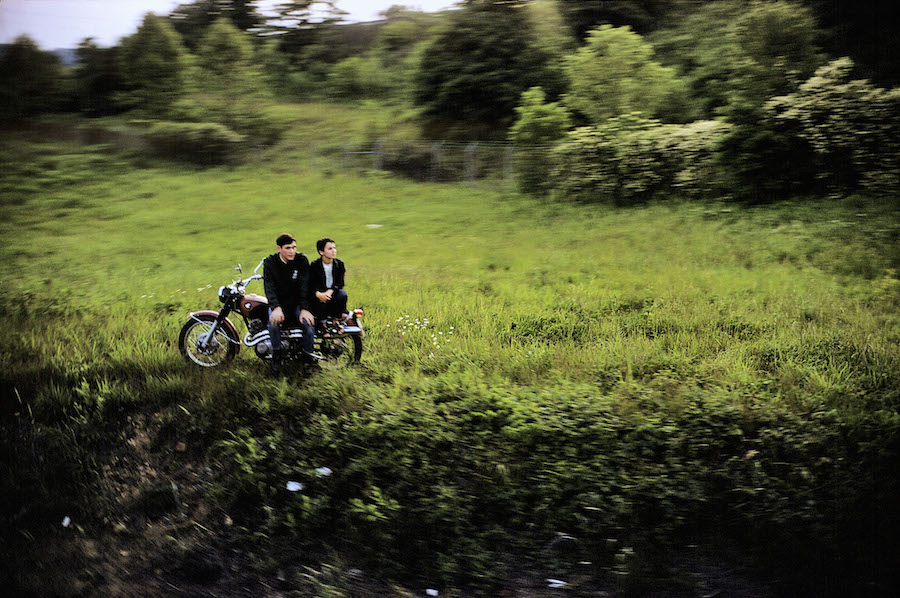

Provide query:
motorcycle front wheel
left=179, top=315, right=238, bottom=367
left=317, top=334, right=363, bottom=370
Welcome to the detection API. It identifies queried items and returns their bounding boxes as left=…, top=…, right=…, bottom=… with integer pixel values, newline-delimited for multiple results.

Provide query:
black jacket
left=263, top=252, right=310, bottom=311
left=308, top=258, right=345, bottom=296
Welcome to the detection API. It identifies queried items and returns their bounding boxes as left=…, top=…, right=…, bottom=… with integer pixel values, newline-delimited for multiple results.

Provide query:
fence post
left=465, top=142, right=477, bottom=182
left=374, top=140, right=383, bottom=170
left=504, top=144, right=515, bottom=185
left=431, top=142, right=443, bottom=182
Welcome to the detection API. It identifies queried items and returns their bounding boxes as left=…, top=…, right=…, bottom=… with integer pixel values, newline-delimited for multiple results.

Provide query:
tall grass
left=2, top=114, right=899, bottom=594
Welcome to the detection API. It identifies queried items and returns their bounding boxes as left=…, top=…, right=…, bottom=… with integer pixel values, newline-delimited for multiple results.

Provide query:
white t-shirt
left=323, top=262, right=333, bottom=289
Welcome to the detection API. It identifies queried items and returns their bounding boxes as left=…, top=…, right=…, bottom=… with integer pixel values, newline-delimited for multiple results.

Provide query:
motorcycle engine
left=249, top=319, right=266, bottom=334
left=255, top=339, right=273, bottom=357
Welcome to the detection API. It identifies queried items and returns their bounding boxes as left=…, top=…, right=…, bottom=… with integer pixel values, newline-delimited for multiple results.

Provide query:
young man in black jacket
left=263, top=233, right=319, bottom=374
left=309, top=237, right=348, bottom=324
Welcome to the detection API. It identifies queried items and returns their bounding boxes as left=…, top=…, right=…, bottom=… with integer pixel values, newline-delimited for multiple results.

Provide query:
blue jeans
left=312, top=288, right=348, bottom=320
left=268, top=306, right=315, bottom=354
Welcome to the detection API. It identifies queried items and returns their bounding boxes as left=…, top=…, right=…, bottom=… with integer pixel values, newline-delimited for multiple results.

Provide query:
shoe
left=269, top=350, right=283, bottom=376
left=302, top=350, right=323, bottom=362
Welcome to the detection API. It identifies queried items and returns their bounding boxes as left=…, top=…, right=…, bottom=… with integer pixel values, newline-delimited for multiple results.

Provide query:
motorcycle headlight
left=218, top=286, right=229, bottom=303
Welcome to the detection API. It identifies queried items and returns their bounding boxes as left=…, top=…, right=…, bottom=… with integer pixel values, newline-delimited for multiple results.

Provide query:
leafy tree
left=196, top=18, right=261, bottom=98
left=373, top=19, right=421, bottom=61
left=509, top=87, right=572, bottom=195
left=726, top=0, right=824, bottom=109
left=0, top=35, right=64, bottom=119
left=265, top=1, right=345, bottom=58
left=648, top=0, right=744, bottom=118
left=562, top=25, right=686, bottom=124
left=169, top=0, right=265, bottom=50
left=119, top=14, right=191, bottom=116
left=74, top=38, right=125, bottom=116
left=526, top=0, right=578, bottom=61
left=414, top=2, right=565, bottom=137
left=650, top=1, right=823, bottom=120
left=557, top=0, right=688, bottom=38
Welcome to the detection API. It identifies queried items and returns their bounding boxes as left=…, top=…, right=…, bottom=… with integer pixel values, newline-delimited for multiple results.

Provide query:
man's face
left=277, top=241, right=297, bottom=262
left=320, top=242, right=337, bottom=261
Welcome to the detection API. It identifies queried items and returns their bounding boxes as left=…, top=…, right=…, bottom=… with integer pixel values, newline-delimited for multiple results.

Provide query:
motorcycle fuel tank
left=238, top=293, right=269, bottom=318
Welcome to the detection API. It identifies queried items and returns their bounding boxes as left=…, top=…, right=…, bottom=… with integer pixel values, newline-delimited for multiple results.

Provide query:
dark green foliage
left=200, top=383, right=900, bottom=593
left=648, top=0, right=745, bottom=118
left=717, top=100, right=816, bottom=202
left=118, top=14, right=191, bottom=116
left=74, top=39, right=125, bottom=116
left=726, top=0, right=824, bottom=109
left=650, top=0, right=824, bottom=119
left=414, top=3, right=565, bottom=136
left=263, top=1, right=344, bottom=58
left=558, top=0, right=691, bottom=38
left=801, top=0, right=900, bottom=86
left=144, top=121, right=246, bottom=164
left=168, top=0, right=265, bottom=50
left=0, top=35, right=64, bottom=119
left=720, top=58, right=900, bottom=200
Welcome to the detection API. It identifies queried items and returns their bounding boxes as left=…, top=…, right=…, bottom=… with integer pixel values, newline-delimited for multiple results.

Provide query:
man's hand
left=269, top=306, right=284, bottom=325
left=315, top=289, right=334, bottom=303
left=299, top=309, right=314, bottom=325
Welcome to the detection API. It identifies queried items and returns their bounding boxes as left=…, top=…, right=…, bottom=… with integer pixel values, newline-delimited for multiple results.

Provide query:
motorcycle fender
left=189, top=310, right=241, bottom=347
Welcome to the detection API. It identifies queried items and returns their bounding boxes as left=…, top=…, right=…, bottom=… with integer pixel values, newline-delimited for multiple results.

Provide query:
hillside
left=1, top=108, right=899, bottom=597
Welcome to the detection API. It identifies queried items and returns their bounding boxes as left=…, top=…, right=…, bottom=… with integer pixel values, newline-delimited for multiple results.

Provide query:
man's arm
left=262, top=256, right=281, bottom=310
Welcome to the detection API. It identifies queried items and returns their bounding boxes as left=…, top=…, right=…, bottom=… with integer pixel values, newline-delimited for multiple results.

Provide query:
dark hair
left=276, top=233, right=296, bottom=247
left=316, top=237, right=335, bottom=253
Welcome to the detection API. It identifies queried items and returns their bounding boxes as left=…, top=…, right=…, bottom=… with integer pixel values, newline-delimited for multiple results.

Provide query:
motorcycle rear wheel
left=317, top=334, right=363, bottom=370
left=179, top=315, right=238, bottom=367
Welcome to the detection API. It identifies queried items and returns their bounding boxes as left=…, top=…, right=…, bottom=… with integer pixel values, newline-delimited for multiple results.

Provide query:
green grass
left=1, top=111, right=899, bottom=594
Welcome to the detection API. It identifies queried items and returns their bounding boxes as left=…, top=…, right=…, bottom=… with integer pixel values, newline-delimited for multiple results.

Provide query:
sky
left=0, top=0, right=459, bottom=49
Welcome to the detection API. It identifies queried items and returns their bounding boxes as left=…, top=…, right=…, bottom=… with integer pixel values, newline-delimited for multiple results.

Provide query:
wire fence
left=339, top=139, right=517, bottom=183
left=10, top=122, right=521, bottom=185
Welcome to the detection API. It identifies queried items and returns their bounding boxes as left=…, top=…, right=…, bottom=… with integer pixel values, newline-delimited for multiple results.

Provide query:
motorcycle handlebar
left=236, top=274, right=263, bottom=289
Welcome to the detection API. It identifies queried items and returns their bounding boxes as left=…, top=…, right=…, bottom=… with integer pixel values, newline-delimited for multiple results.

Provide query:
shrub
left=720, top=57, right=900, bottom=200
left=550, top=115, right=730, bottom=203
left=509, top=87, right=572, bottom=195
left=144, top=121, right=245, bottom=165
left=769, top=57, right=900, bottom=194
left=168, top=96, right=286, bottom=146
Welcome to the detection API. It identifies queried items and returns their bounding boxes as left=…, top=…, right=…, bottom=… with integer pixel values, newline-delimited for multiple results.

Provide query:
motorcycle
left=178, top=261, right=363, bottom=370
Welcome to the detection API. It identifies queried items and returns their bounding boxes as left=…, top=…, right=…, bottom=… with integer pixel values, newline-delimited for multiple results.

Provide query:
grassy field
left=1, top=105, right=899, bottom=596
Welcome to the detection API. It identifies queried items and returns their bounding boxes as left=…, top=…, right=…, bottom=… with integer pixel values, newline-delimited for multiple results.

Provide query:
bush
left=509, top=87, right=572, bottom=195
left=144, top=121, right=245, bottom=165
left=168, top=96, right=286, bottom=146
left=769, top=58, right=900, bottom=194
left=550, top=115, right=730, bottom=203
left=720, top=57, right=900, bottom=200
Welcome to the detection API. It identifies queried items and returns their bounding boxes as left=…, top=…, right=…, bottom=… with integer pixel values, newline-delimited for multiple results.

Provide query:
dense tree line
left=1, top=0, right=898, bottom=198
